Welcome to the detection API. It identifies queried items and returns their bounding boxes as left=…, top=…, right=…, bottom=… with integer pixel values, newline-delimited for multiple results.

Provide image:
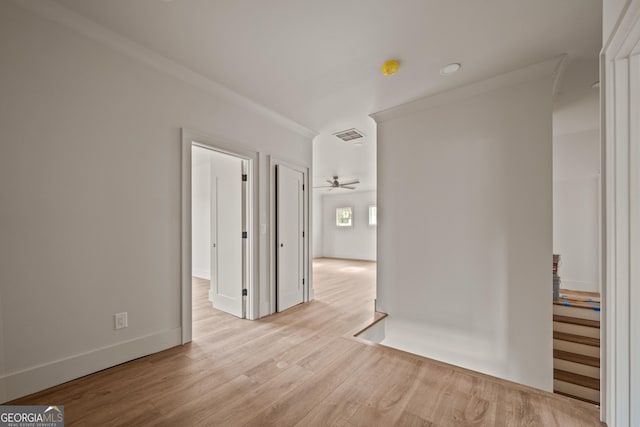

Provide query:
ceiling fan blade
left=326, top=180, right=334, bottom=185
left=338, top=179, right=360, bottom=186
left=312, top=185, right=333, bottom=188
left=340, top=185, right=356, bottom=189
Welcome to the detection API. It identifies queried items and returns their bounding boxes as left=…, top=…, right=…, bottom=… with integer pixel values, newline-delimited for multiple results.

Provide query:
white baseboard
left=0, top=327, right=181, bottom=403
left=319, top=255, right=377, bottom=262
left=192, top=268, right=210, bottom=280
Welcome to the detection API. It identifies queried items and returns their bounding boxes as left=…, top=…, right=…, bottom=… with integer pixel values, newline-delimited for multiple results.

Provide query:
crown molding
left=10, top=0, right=318, bottom=140
left=370, top=56, right=564, bottom=124
left=604, top=0, right=640, bottom=59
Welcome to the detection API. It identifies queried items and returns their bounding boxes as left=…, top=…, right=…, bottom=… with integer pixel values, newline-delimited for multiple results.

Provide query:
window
left=336, top=207, right=353, bottom=227
left=369, top=205, right=377, bottom=226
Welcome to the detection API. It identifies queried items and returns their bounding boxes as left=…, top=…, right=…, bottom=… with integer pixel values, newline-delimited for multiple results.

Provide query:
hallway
left=11, top=259, right=601, bottom=426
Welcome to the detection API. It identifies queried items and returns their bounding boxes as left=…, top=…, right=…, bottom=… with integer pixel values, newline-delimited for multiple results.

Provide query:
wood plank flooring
left=10, top=258, right=602, bottom=426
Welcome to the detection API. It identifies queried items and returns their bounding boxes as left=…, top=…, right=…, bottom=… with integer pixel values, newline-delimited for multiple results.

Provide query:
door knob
left=280, top=243, right=284, bottom=247
left=212, top=243, right=216, bottom=248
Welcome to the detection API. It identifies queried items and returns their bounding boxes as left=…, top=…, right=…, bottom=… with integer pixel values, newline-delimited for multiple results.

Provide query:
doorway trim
left=269, top=156, right=311, bottom=315
left=602, top=1, right=640, bottom=424
left=181, top=128, right=259, bottom=344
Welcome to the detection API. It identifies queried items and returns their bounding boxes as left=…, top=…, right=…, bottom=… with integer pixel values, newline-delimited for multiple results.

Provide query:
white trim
left=602, top=11, right=613, bottom=427
left=0, top=328, right=181, bottom=403
left=630, top=53, right=640, bottom=427
left=181, top=129, right=260, bottom=345
left=602, top=2, right=640, bottom=424
left=9, top=0, right=317, bottom=140
left=269, top=157, right=312, bottom=314
left=181, top=136, right=192, bottom=344
left=370, top=57, right=563, bottom=123
left=605, top=1, right=640, bottom=59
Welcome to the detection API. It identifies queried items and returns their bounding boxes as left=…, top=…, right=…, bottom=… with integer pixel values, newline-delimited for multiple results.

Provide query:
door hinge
left=302, top=278, right=305, bottom=285
left=242, top=289, right=248, bottom=296
left=242, top=231, right=248, bottom=239
left=302, top=184, right=305, bottom=190
left=242, top=174, right=248, bottom=182
left=302, top=231, right=305, bottom=238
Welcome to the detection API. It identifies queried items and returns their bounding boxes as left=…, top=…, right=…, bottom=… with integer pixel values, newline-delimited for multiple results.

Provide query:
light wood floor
left=11, top=258, right=602, bottom=426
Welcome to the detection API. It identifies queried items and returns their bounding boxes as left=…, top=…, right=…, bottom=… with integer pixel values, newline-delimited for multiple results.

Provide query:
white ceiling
left=52, top=0, right=602, bottom=192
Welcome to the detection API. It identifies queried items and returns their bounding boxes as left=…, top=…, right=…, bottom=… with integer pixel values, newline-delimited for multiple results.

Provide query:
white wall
left=192, top=147, right=211, bottom=280
left=321, top=191, right=376, bottom=261
left=373, top=66, right=555, bottom=391
left=312, top=191, right=323, bottom=258
left=553, top=130, right=601, bottom=292
left=0, top=1, right=311, bottom=402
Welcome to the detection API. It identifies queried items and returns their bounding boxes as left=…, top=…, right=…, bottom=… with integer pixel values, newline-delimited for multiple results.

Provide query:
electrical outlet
left=114, top=312, right=128, bottom=330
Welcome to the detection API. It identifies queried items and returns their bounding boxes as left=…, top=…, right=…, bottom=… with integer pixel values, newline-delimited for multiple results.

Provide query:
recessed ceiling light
left=592, top=81, right=600, bottom=89
left=440, top=63, right=461, bottom=76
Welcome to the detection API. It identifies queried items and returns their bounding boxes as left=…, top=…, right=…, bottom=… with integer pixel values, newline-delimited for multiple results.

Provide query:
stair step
left=553, top=314, right=600, bottom=329
left=559, top=288, right=600, bottom=298
left=554, top=358, right=600, bottom=379
left=553, top=331, right=600, bottom=347
left=553, top=321, right=600, bottom=338
left=554, top=369, right=600, bottom=390
left=553, top=349, right=600, bottom=367
left=554, top=390, right=600, bottom=406
left=554, top=340, right=600, bottom=358
left=554, top=379, right=600, bottom=404
left=553, top=298, right=600, bottom=310
left=553, top=305, right=600, bottom=321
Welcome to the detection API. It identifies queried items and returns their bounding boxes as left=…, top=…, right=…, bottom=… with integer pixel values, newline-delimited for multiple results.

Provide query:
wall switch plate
left=115, top=312, right=128, bottom=330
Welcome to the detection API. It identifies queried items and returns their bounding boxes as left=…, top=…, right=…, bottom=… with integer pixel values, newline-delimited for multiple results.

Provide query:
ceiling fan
left=313, top=176, right=360, bottom=191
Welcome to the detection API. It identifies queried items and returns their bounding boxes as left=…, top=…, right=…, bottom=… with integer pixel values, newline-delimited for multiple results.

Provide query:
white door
left=210, top=151, right=244, bottom=318
left=276, top=164, right=304, bottom=312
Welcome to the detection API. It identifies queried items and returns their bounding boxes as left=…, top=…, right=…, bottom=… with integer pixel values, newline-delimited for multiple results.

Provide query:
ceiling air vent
left=333, top=128, right=365, bottom=142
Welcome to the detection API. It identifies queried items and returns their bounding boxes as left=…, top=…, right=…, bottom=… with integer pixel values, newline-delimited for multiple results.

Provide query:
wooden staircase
left=552, top=290, right=601, bottom=405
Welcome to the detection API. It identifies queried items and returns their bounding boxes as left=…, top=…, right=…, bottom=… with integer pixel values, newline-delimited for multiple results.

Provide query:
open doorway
left=552, top=58, right=602, bottom=405
left=192, top=145, right=247, bottom=319
left=311, top=122, right=377, bottom=319
left=181, top=129, right=257, bottom=344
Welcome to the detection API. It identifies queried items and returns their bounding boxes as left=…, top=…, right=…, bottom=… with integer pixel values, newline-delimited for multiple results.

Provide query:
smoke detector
left=333, top=128, right=365, bottom=142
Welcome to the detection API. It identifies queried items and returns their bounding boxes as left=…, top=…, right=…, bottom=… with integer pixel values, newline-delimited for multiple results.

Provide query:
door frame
left=269, top=156, right=311, bottom=315
left=602, top=1, right=640, bottom=424
left=181, top=128, right=259, bottom=344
